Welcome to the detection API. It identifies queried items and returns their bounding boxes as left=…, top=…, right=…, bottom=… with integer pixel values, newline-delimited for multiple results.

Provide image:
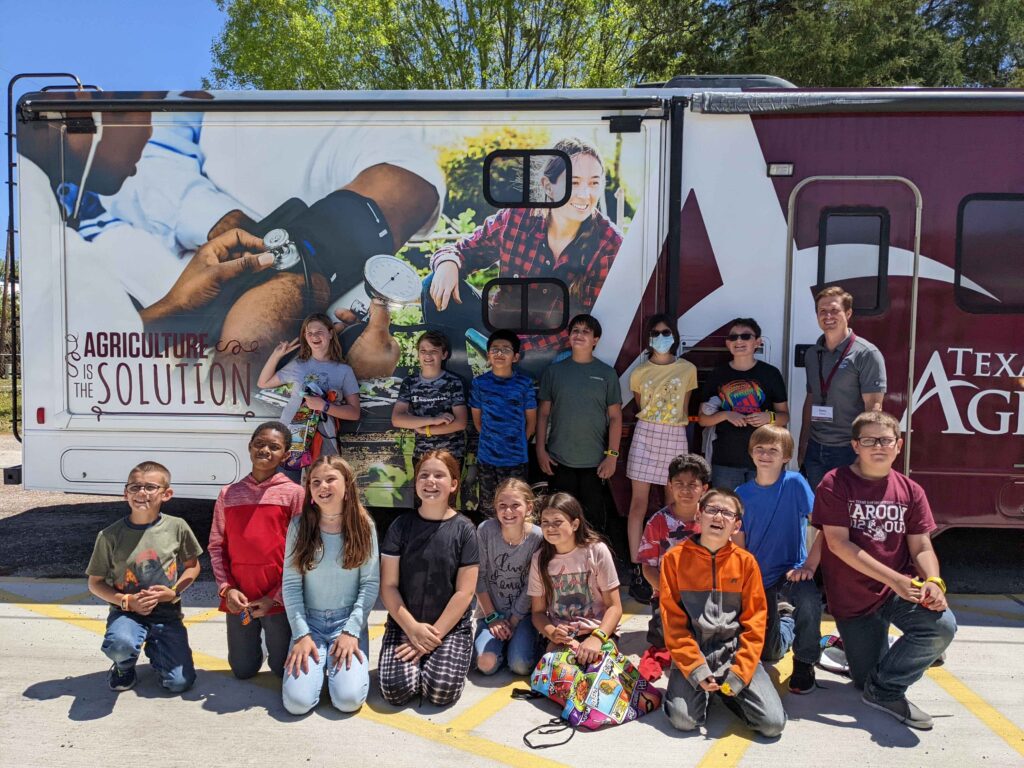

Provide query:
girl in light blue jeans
left=281, top=456, right=379, bottom=715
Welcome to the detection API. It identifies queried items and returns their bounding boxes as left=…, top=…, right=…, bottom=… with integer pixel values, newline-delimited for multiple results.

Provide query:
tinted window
left=816, top=207, right=889, bottom=314
left=956, top=195, right=1024, bottom=314
left=483, top=150, right=570, bottom=208
left=483, top=278, right=568, bottom=334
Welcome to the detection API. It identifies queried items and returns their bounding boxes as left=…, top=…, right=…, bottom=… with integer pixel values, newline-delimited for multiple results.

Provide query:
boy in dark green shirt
left=536, top=314, right=622, bottom=534
left=86, top=461, right=202, bottom=693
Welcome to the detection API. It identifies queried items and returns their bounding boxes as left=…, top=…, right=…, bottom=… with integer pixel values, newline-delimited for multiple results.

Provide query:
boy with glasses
left=536, top=314, right=622, bottom=534
left=86, top=462, right=202, bottom=693
left=469, top=330, right=537, bottom=516
left=735, top=425, right=821, bottom=694
left=636, top=454, right=710, bottom=680
left=660, top=489, right=786, bottom=737
left=698, top=317, right=789, bottom=490
left=812, top=411, right=956, bottom=730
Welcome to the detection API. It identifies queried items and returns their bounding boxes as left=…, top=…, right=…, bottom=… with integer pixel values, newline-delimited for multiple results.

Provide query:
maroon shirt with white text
left=811, top=466, right=936, bottom=620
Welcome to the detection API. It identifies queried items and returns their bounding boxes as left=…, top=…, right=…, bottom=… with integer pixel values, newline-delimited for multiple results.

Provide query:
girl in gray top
left=474, top=478, right=545, bottom=676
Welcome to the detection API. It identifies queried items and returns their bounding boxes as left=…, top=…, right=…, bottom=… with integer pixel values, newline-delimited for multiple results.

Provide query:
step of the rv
left=4, top=465, right=22, bottom=485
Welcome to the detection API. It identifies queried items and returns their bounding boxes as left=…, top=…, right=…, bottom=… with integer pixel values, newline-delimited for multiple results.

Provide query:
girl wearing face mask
left=625, top=314, right=698, bottom=604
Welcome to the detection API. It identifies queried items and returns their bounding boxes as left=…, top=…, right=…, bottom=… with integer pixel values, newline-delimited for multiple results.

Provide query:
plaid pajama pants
left=378, top=616, right=474, bottom=706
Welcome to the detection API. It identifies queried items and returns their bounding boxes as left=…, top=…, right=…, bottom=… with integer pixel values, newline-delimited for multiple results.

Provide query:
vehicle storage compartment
left=60, top=448, right=239, bottom=486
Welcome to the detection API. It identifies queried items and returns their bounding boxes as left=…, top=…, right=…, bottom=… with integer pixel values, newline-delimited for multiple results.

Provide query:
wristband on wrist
left=425, top=425, right=432, bottom=438
left=603, top=449, right=619, bottom=458
left=484, top=611, right=503, bottom=625
left=120, top=594, right=131, bottom=611
left=768, top=410, right=776, bottom=424
left=913, top=576, right=947, bottom=594
left=591, top=628, right=611, bottom=644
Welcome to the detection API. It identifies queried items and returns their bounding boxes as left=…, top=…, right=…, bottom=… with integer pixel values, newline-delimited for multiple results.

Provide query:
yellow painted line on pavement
left=693, top=654, right=794, bottom=768
left=183, top=607, right=224, bottom=628
left=1, top=589, right=566, bottom=768
left=446, top=680, right=526, bottom=732
left=823, top=618, right=1024, bottom=758
left=928, top=667, right=1024, bottom=758
left=946, top=603, right=1024, bottom=623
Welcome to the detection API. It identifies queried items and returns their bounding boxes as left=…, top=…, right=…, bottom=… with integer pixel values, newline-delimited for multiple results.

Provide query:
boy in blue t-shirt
left=469, top=330, right=537, bottom=516
left=735, top=424, right=822, bottom=695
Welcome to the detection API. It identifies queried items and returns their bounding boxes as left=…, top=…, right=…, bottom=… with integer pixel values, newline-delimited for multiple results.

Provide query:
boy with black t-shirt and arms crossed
left=813, top=411, right=956, bottom=730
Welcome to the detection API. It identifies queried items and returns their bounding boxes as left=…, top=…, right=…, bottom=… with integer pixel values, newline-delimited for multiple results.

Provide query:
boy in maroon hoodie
left=209, top=421, right=304, bottom=678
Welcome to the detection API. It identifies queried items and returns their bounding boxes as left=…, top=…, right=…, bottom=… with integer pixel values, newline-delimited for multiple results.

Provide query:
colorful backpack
left=524, top=642, right=662, bottom=746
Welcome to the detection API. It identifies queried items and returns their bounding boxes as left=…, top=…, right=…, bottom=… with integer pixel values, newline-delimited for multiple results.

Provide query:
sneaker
left=788, top=660, right=816, bottom=694
left=628, top=565, right=653, bottom=605
left=777, top=600, right=795, bottom=619
left=108, top=664, right=137, bottom=692
left=861, top=691, right=933, bottom=730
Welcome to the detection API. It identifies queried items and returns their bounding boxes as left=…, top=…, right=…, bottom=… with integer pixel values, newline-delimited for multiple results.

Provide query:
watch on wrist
left=603, top=449, right=620, bottom=458
left=484, top=611, right=503, bottom=625
left=120, top=595, right=130, bottom=611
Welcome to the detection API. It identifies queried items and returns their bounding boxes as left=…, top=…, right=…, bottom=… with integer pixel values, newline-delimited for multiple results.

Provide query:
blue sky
left=1, top=0, right=227, bottom=249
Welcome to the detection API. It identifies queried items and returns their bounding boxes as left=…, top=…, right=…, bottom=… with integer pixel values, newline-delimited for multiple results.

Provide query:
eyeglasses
left=670, top=480, right=706, bottom=491
left=856, top=436, right=898, bottom=448
left=726, top=332, right=756, bottom=341
left=125, top=483, right=165, bottom=495
left=488, top=346, right=515, bottom=356
left=702, top=505, right=739, bottom=520
left=650, top=329, right=673, bottom=338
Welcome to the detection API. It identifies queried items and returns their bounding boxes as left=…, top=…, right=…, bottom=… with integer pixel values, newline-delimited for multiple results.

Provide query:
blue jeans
left=763, top=578, right=822, bottom=665
left=711, top=464, right=757, bottom=491
left=803, top=439, right=857, bottom=489
left=281, top=608, right=370, bottom=715
left=473, top=618, right=543, bottom=677
left=835, top=593, right=956, bottom=702
left=101, top=610, right=195, bottom=694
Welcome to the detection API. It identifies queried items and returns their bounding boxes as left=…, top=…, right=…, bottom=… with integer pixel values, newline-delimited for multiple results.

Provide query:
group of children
left=86, top=317, right=956, bottom=736
left=85, top=427, right=622, bottom=714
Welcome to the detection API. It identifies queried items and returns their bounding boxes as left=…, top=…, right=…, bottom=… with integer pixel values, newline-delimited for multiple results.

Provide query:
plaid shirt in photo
left=431, top=207, right=623, bottom=352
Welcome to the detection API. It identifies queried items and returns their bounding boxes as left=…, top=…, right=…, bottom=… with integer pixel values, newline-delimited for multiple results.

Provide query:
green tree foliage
left=208, top=0, right=1023, bottom=89
left=208, top=0, right=650, bottom=89
left=629, top=0, right=1023, bottom=87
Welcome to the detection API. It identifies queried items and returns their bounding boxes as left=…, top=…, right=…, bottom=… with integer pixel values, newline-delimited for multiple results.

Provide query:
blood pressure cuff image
left=284, top=189, right=395, bottom=299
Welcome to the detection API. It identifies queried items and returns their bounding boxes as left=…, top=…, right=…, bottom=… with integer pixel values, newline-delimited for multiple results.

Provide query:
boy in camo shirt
left=392, top=330, right=468, bottom=462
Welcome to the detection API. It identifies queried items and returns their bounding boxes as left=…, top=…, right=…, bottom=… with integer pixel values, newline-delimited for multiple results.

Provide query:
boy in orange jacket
left=659, top=489, right=786, bottom=737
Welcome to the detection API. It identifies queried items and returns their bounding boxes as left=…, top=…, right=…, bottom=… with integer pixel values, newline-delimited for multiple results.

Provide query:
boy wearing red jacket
left=209, top=421, right=304, bottom=678
left=660, top=489, right=786, bottom=737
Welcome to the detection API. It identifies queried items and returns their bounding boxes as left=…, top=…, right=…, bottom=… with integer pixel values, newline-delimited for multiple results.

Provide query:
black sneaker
left=628, top=565, right=653, bottom=605
left=788, top=660, right=815, bottom=694
left=108, top=664, right=137, bottom=692
left=861, top=691, right=933, bottom=730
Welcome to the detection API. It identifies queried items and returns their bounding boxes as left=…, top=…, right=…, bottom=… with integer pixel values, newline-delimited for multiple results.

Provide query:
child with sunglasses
left=698, top=317, right=788, bottom=490
left=626, top=313, right=697, bottom=603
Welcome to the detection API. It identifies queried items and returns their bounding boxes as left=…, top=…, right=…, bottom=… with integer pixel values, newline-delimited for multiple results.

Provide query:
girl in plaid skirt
left=625, top=314, right=698, bottom=603
left=378, top=451, right=480, bottom=706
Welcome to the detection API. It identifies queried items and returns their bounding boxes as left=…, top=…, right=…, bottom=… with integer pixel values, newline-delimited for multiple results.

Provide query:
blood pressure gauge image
left=361, top=254, right=421, bottom=309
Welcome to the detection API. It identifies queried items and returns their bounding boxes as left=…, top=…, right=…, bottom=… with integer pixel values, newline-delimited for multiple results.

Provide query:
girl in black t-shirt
left=378, top=450, right=480, bottom=705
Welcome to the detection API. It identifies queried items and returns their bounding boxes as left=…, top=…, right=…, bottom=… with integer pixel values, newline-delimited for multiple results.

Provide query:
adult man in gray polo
left=798, top=286, right=887, bottom=489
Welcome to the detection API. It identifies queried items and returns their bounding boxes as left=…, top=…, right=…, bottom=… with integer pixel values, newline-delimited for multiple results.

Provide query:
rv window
left=483, top=150, right=571, bottom=208
left=955, top=195, right=1024, bottom=314
left=817, top=208, right=889, bottom=314
left=482, top=278, right=569, bottom=334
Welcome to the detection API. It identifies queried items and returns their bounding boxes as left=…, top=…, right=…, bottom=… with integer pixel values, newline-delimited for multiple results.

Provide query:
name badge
left=811, top=405, right=834, bottom=422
